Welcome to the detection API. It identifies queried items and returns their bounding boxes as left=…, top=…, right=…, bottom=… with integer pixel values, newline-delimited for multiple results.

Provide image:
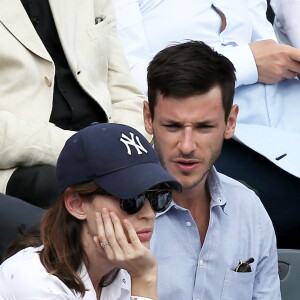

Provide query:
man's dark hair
left=147, top=40, right=236, bottom=121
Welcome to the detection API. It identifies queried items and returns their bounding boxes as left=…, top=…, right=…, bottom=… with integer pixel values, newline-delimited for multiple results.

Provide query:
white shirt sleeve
left=213, top=43, right=258, bottom=87
left=215, top=0, right=277, bottom=87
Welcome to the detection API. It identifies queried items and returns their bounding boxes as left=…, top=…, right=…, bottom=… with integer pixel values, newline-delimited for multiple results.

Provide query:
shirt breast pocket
left=221, top=269, right=255, bottom=300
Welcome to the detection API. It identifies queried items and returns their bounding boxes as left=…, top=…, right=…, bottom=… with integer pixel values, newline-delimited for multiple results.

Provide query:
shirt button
left=44, top=76, right=52, bottom=87
left=33, top=17, right=39, bottom=25
left=199, top=259, right=204, bottom=266
left=186, top=221, right=192, bottom=227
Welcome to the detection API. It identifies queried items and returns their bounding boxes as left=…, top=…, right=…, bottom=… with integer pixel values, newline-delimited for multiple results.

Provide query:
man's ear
left=143, top=101, right=154, bottom=134
left=64, top=188, right=86, bottom=220
left=224, top=104, right=239, bottom=139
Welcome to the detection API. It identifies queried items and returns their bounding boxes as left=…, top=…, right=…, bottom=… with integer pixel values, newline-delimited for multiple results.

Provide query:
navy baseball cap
left=56, top=123, right=181, bottom=198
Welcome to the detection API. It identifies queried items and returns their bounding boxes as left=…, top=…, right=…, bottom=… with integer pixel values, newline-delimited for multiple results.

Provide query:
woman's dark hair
left=147, top=40, right=236, bottom=122
left=4, top=181, right=119, bottom=297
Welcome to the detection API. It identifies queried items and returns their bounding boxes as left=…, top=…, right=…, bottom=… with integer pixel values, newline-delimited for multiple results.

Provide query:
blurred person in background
left=0, top=0, right=150, bottom=209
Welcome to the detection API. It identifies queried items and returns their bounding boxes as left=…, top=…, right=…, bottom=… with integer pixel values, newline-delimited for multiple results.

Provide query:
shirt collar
left=156, top=166, right=227, bottom=218
left=207, top=166, right=227, bottom=208
left=78, top=265, right=131, bottom=299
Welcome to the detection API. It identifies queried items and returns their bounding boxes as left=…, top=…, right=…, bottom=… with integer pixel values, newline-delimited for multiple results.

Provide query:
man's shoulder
left=217, top=171, right=259, bottom=198
left=214, top=171, right=264, bottom=214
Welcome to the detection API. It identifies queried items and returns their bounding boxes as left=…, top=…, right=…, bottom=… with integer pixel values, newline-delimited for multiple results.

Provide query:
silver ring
left=100, top=241, right=109, bottom=249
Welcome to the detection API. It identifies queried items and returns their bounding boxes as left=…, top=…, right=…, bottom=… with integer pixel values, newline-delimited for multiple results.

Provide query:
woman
left=0, top=123, right=181, bottom=299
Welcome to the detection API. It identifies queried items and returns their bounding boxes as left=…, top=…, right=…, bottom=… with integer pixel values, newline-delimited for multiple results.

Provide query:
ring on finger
left=100, top=241, right=109, bottom=249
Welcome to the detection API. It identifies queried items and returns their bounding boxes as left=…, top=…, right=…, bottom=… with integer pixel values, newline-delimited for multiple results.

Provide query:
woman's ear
left=64, top=188, right=86, bottom=220
left=143, top=101, right=154, bottom=135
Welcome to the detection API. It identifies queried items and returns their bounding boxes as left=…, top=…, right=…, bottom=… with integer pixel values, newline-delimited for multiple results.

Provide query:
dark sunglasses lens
left=120, top=195, right=145, bottom=215
left=148, top=190, right=172, bottom=212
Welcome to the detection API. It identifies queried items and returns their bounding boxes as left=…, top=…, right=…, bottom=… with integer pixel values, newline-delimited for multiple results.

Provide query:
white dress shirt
left=0, top=247, right=152, bottom=300
left=271, top=0, right=300, bottom=48
left=111, top=0, right=300, bottom=178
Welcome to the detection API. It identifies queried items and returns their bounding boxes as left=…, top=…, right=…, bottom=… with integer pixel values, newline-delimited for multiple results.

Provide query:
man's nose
left=178, top=129, right=196, bottom=154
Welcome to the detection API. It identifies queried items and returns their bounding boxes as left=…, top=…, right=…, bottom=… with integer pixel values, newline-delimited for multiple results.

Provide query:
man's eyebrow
left=162, top=120, right=182, bottom=125
left=162, top=120, right=215, bottom=126
left=195, top=120, right=215, bottom=126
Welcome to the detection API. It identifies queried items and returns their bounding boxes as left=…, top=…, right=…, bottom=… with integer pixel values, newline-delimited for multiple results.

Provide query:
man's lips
left=173, top=158, right=200, bottom=171
left=136, top=229, right=153, bottom=241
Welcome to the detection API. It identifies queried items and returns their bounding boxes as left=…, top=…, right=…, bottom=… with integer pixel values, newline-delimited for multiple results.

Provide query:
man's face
left=144, top=87, right=238, bottom=190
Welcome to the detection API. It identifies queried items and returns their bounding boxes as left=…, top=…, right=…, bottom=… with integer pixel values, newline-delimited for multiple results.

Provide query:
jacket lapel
left=0, top=0, right=52, bottom=61
left=49, top=0, right=78, bottom=72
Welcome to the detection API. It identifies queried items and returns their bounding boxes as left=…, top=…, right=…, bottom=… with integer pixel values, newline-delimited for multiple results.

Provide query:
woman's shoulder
left=0, top=246, right=44, bottom=285
left=1, top=246, right=42, bottom=270
left=0, top=246, right=77, bottom=299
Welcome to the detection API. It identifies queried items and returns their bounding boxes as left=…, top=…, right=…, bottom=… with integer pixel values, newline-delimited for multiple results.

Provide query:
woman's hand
left=93, top=208, right=157, bottom=299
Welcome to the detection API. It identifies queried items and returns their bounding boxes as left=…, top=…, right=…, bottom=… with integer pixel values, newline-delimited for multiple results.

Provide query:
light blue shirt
left=111, top=0, right=300, bottom=178
left=150, top=167, right=281, bottom=300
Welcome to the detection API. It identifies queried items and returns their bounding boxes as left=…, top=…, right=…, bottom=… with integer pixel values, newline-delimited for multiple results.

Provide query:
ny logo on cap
left=120, top=132, right=148, bottom=155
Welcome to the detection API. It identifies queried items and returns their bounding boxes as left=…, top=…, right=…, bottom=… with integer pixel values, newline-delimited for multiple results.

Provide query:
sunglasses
left=120, top=189, right=173, bottom=215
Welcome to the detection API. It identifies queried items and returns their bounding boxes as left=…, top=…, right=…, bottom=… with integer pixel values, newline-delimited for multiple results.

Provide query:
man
left=144, top=41, right=281, bottom=299
left=111, top=0, right=300, bottom=249
left=0, top=0, right=150, bottom=208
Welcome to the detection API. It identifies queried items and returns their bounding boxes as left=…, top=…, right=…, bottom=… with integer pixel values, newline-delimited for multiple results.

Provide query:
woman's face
left=82, top=193, right=156, bottom=249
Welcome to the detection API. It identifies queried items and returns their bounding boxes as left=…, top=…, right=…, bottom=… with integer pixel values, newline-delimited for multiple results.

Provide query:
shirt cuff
left=214, top=43, right=258, bottom=87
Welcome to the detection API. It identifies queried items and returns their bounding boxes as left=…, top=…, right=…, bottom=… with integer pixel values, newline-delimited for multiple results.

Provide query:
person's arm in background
left=0, top=112, right=75, bottom=171
left=110, top=0, right=151, bottom=94
left=213, top=0, right=276, bottom=87
left=214, top=0, right=300, bottom=86
left=271, top=0, right=300, bottom=49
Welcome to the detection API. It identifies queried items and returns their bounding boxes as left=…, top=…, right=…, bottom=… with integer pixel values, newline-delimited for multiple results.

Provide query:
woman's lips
left=137, top=230, right=153, bottom=241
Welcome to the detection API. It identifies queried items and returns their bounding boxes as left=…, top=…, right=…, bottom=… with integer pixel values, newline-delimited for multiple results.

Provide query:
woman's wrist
left=130, top=268, right=157, bottom=300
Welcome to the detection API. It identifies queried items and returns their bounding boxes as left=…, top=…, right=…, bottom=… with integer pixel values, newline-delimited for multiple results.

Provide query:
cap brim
left=94, top=162, right=182, bottom=199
